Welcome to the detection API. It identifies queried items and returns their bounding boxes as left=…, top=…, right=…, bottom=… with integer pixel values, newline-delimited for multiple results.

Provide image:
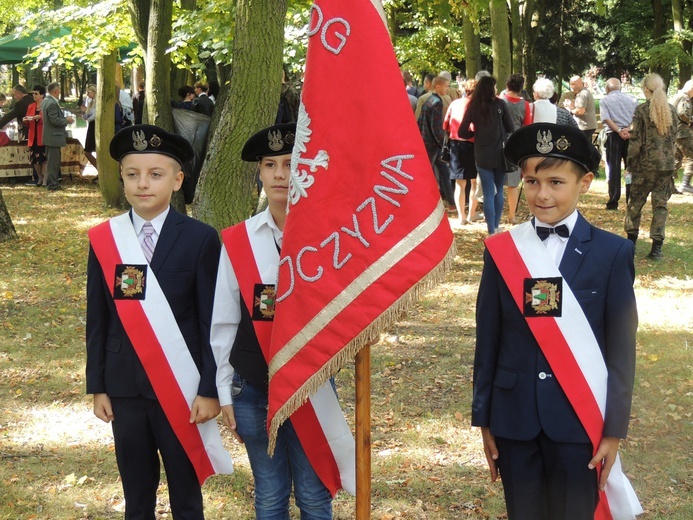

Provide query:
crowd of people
left=0, top=77, right=232, bottom=185
left=0, top=82, right=75, bottom=190
left=409, top=67, right=689, bottom=260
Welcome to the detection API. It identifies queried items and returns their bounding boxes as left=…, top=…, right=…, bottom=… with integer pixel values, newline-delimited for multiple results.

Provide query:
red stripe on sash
left=89, top=222, right=215, bottom=484
left=221, top=222, right=344, bottom=496
left=291, top=397, right=343, bottom=495
left=486, top=232, right=612, bottom=519
left=221, top=224, right=273, bottom=359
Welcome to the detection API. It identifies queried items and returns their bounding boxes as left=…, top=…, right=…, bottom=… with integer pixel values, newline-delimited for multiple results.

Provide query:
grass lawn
left=0, top=174, right=691, bottom=519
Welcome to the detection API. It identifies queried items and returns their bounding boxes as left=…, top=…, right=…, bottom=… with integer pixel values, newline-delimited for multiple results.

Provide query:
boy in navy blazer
left=86, top=125, right=228, bottom=519
left=472, top=123, right=640, bottom=520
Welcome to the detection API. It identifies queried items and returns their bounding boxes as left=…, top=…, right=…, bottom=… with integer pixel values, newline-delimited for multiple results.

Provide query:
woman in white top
left=532, top=78, right=558, bottom=123
left=532, top=78, right=578, bottom=126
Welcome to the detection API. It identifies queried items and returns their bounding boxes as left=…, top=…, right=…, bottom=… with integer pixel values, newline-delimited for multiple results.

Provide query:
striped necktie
left=142, top=221, right=155, bottom=263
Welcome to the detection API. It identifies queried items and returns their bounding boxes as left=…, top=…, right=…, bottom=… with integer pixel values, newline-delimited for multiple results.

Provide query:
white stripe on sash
left=109, top=213, right=233, bottom=476
left=309, top=383, right=356, bottom=495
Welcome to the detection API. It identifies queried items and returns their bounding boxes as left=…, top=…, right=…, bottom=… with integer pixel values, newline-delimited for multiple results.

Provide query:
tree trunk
left=140, top=0, right=185, bottom=213
left=128, top=0, right=150, bottom=49
left=672, top=0, right=691, bottom=88
left=97, top=51, right=126, bottom=209
left=0, top=189, right=17, bottom=242
left=509, top=0, right=523, bottom=74
left=522, top=0, right=539, bottom=92
left=463, top=16, right=482, bottom=79
left=651, top=0, right=668, bottom=81
left=385, top=3, right=398, bottom=46
left=558, top=0, right=565, bottom=90
left=490, top=0, right=512, bottom=82
left=192, top=0, right=288, bottom=229
left=684, top=1, right=693, bottom=85
left=145, top=0, right=173, bottom=130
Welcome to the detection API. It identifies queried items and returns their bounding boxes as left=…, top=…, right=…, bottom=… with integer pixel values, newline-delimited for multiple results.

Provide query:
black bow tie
left=536, top=224, right=570, bottom=241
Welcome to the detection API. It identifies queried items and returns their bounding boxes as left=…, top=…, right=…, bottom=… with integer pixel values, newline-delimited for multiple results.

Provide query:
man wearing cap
left=86, top=124, right=230, bottom=519
left=473, top=123, right=639, bottom=520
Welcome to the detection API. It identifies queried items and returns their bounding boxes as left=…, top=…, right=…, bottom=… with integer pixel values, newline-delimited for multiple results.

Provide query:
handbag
left=498, top=106, right=516, bottom=172
left=440, top=136, right=451, bottom=164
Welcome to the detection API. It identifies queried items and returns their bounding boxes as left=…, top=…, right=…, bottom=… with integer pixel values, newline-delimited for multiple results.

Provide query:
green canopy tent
left=0, top=29, right=71, bottom=65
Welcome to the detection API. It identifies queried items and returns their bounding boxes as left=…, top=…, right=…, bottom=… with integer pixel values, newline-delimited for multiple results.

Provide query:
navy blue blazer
left=86, top=207, right=221, bottom=399
left=472, top=213, right=637, bottom=443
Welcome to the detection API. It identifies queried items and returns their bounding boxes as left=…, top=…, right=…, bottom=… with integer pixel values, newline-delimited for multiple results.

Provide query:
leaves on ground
left=0, top=178, right=691, bottom=518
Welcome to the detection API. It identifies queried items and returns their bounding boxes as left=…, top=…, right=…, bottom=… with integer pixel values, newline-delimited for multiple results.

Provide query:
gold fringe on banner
left=267, top=201, right=456, bottom=455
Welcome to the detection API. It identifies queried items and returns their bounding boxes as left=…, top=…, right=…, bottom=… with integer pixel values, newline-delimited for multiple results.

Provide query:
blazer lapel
left=150, top=207, right=184, bottom=272
left=559, top=212, right=591, bottom=285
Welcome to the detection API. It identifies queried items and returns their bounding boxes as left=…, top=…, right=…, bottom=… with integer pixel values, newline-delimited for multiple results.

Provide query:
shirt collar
left=132, top=206, right=170, bottom=235
left=253, top=206, right=284, bottom=247
left=253, top=206, right=282, bottom=232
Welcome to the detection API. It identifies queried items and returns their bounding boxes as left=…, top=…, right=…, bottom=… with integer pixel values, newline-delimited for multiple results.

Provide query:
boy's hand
left=220, top=405, right=243, bottom=444
left=93, top=393, right=114, bottom=423
left=589, top=436, right=621, bottom=491
left=189, top=396, right=220, bottom=424
left=480, top=427, right=500, bottom=482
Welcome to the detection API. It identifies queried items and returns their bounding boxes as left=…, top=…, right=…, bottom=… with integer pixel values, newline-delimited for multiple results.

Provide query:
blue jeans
left=426, top=145, right=455, bottom=204
left=477, top=165, right=506, bottom=234
left=232, top=373, right=332, bottom=520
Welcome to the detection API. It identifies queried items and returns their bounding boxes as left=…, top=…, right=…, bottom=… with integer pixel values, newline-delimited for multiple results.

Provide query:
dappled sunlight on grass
left=2, top=401, right=113, bottom=447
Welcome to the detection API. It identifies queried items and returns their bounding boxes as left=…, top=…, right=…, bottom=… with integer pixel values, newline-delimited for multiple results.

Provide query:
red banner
left=267, top=0, right=455, bottom=448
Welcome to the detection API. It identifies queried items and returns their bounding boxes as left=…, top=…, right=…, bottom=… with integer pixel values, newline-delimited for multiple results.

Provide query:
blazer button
left=538, top=371, right=547, bottom=380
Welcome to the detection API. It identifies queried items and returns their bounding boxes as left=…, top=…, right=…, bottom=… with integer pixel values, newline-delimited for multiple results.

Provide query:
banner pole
left=355, top=344, right=372, bottom=519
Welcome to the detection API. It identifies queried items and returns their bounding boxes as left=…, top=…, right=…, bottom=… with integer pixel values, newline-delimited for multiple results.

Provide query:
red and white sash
left=486, top=222, right=642, bottom=520
left=89, top=213, right=233, bottom=485
left=222, top=221, right=355, bottom=497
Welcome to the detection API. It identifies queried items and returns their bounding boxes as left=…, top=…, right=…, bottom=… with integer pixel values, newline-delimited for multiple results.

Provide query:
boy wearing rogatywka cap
left=86, top=125, right=232, bottom=519
left=472, top=123, right=641, bottom=519
left=210, top=123, right=354, bottom=519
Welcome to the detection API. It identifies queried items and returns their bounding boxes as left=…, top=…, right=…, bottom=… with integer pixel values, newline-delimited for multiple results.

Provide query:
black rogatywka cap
left=109, top=124, right=194, bottom=165
left=241, top=123, right=297, bottom=162
left=505, top=123, right=602, bottom=173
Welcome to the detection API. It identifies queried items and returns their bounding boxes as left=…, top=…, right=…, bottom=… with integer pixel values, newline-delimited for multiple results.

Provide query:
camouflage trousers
left=675, top=137, right=693, bottom=175
left=625, top=169, right=674, bottom=242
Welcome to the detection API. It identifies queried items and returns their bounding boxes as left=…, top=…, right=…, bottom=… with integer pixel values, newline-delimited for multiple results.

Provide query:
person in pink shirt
left=444, top=79, right=479, bottom=227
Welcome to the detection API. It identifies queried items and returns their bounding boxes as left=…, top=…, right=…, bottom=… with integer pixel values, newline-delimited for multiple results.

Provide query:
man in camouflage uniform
left=672, top=79, right=693, bottom=193
left=625, top=89, right=678, bottom=260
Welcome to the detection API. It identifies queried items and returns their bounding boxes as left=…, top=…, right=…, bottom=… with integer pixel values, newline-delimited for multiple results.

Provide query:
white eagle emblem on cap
left=536, top=130, right=554, bottom=154
left=132, top=130, right=147, bottom=151
left=268, top=129, right=284, bottom=152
